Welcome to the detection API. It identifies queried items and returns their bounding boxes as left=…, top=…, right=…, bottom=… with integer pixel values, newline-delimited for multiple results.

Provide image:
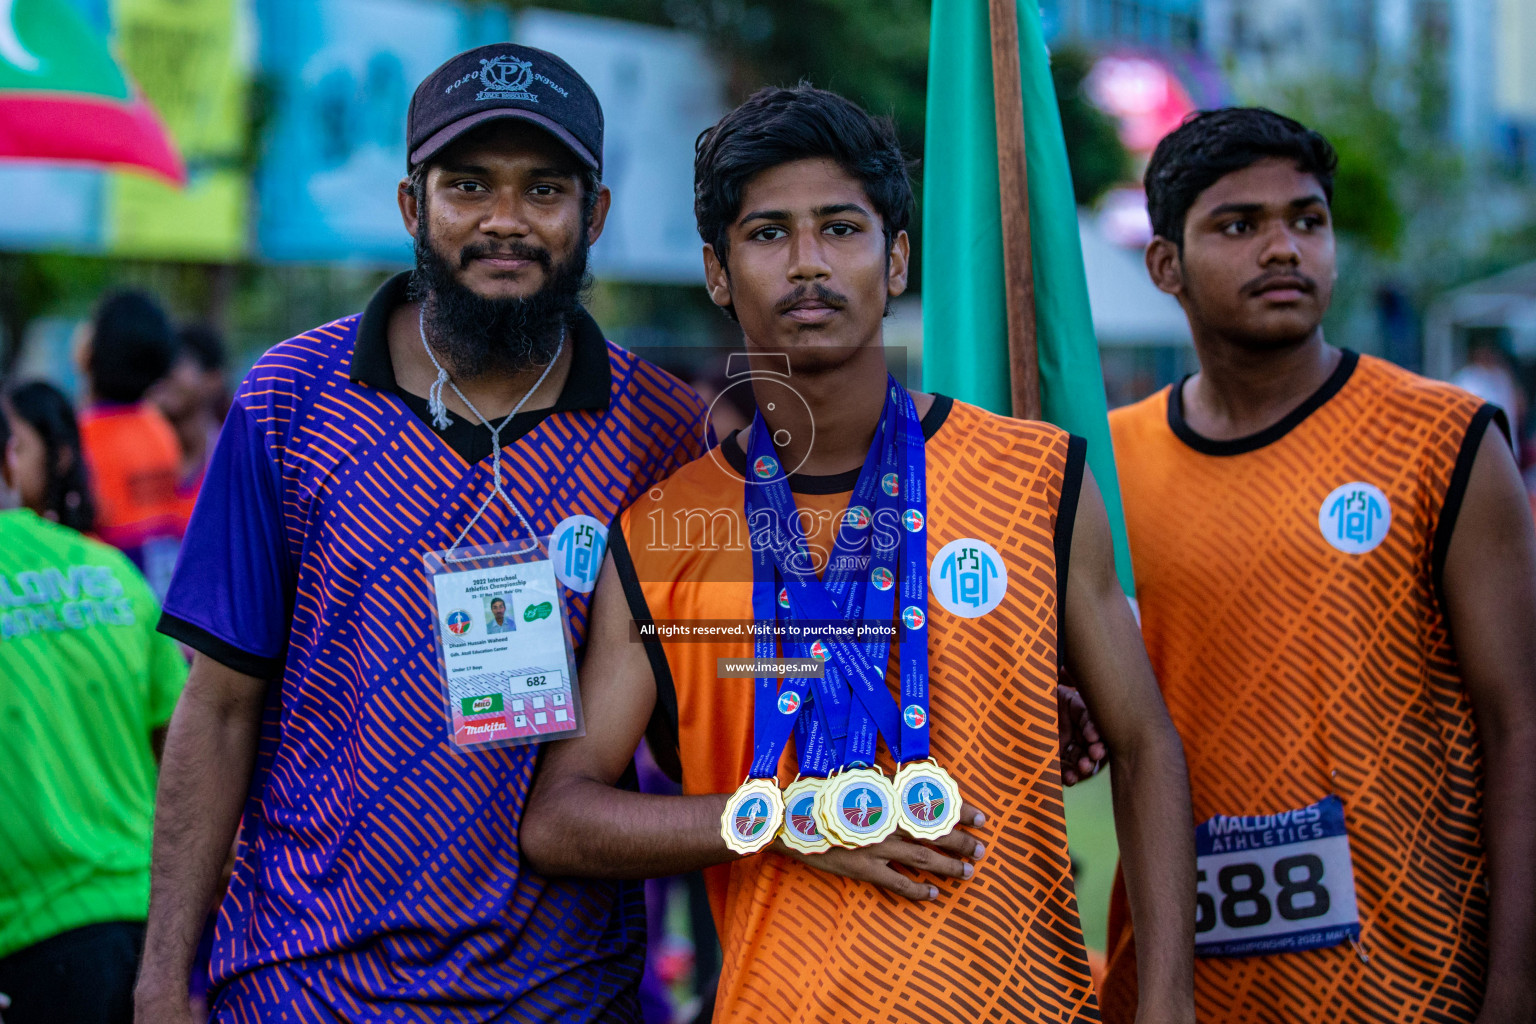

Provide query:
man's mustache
left=1241, top=270, right=1317, bottom=296
left=773, top=283, right=850, bottom=316
left=459, top=242, right=553, bottom=270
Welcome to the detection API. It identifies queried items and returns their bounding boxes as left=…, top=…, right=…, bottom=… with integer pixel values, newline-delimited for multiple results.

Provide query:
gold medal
left=778, top=777, right=833, bottom=854
left=721, top=778, right=784, bottom=855
left=815, top=767, right=899, bottom=848
left=892, top=760, right=963, bottom=841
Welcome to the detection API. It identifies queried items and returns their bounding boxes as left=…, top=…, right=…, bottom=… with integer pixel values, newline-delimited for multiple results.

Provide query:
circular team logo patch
left=839, top=784, right=887, bottom=833
left=881, top=473, right=900, bottom=497
left=753, top=455, right=779, bottom=479
left=731, top=796, right=772, bottom=841
left=870, top=566, right=895, bottom=591
left=902, top=703, right=927, bottom=729
left=550, top=515, right=608, bottom=593
left=901, top=605, right=925, bottom=630
left=1318, top=482, right=1392, bottom=554
left=445, top=609, right=473, bottom=636
left=777, top=691, right=802, bottom=715
left=901, top=777, right=946, bottom=824
left=844, top=505, right=872, bottom=529
left=903, top=509, right=924, bottom=533
left=777, top=587, right=791, bottom=609
left=930, top=538, right=1009, bottom=618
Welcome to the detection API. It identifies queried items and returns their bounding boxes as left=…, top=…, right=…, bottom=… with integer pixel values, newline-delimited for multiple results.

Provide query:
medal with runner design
left=778, top=776, right=833, bottom=854
left=892, top=760, right=963, bottom=841
left=721, top=777, right=785, bottom=855
left=816, top=767, right=899, bottom=848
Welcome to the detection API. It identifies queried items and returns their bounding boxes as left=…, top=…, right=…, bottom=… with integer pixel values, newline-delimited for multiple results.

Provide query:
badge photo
left=721, top=778, right=785, bottom=856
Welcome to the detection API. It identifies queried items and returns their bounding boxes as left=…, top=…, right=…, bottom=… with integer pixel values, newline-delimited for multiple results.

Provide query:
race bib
left=425, top=539, right=585, bottom=752
left=1194, top=795, right=1361, bottom=957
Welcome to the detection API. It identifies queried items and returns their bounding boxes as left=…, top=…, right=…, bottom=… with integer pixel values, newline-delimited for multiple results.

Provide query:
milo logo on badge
left=903, top=778, right=945, bottom=823
left=445, top=609, right=473, bottom=636
left=870, top=566, right=895, bottom=591
left=552, top=514, right=608, bottom=593
left=733, top=797, right=771, bottom=840
left=901, top=606, right=925, bottom=630
left=903, top=703, right=926, bottom=729
left=753, top=455, right=780, bottom=479
left=903, top=509, right=924, bottom=533
left=788, top=794, right=821, bottom=839
left=881, top=472, right=900, bottom=496
left=461, top=693, right=504, bottom=716
left=844, top=505, right=872, bottom=529
left=840, top=785, right=886, bottom=831
left=777, top=690, right=801, bottom=715
left=523, top=601, right=553, bottom=622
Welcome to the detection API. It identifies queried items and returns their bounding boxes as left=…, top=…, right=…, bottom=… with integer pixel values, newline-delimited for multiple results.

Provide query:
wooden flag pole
left=987, top=0, right=1041, bottom=420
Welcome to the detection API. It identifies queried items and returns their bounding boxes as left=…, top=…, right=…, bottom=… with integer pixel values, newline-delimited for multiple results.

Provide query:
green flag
left=921, top=0, right=1133, bottom=593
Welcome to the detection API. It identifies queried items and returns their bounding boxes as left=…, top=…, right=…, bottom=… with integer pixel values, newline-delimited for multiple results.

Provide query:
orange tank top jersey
left=614, top=396, right=1100, bottom=1024
left=1100, top=352, right=1501, bottom=1023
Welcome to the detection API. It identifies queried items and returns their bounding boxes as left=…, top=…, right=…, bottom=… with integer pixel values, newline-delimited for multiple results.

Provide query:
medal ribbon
left=889, top=384, right=932, bottom=763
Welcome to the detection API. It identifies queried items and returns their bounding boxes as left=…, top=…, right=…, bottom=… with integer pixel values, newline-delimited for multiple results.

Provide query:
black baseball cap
left=407, top=43, right=603, bottom=175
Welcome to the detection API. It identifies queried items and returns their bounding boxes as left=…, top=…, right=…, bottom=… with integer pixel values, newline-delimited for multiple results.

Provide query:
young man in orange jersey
left=521, top=86, right=1196, bottom=1024
left=1100, top=108, right=1536, bottom=1023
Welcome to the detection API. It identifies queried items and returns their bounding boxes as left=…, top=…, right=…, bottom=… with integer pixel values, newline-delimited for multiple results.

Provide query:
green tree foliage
left=1048, top=47, right=1131, bottom=206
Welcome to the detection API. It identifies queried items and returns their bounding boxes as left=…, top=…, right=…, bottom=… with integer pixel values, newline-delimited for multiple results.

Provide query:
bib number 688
left=1196, top=854, right=1330, bottom=933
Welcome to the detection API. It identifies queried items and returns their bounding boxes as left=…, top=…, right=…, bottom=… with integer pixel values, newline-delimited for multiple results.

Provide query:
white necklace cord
left=419, top=304, right=565, bottom=554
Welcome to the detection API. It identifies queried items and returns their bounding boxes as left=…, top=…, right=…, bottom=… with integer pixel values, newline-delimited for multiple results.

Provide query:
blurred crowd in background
left=3, top=1, right=1536, bottom=1022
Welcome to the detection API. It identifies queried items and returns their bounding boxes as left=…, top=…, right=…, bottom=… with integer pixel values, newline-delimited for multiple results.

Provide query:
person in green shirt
left=0, top=383, right=188, bottom=1024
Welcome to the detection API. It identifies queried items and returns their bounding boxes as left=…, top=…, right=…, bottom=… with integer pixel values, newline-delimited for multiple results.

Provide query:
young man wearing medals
left=1099, top=109, right=1536, bottom=1023
left=521, top=86, right=1197, bottom=1023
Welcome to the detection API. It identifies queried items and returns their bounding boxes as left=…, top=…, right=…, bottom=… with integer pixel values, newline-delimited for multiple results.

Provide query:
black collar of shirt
left=348, top=271, right=613, bottom=464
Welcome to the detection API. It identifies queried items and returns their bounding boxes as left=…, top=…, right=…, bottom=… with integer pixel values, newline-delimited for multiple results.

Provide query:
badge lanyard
left=420, top=312, right=586, bottom=754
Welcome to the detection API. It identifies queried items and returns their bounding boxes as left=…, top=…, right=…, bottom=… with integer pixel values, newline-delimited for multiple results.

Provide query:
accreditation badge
left=424, top=539, right=584, bottom=753
left=722, top=778, right=784, bottom=856
left=778, top=777, right=832, bottom=854
left=1194, top=794, right=1361, bottom=957
left=892, top=761, right=962, bottom=841
left=816, top=767, right=899, bottom=848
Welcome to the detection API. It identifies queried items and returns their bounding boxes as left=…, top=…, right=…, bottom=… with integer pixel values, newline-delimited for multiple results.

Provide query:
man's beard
left=409, top=217, right=591, bottom=379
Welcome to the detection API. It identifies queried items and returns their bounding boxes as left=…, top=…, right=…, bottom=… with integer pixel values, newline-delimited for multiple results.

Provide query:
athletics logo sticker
left=902, top=777, right=945, bottom=823
left=777, top=690, right=801, bottom=715
left=753, top=455, right=780, bottom=479
left=840, top=785, right=886, bottom=831
left=903, top=509, right=924, bottom=532
left=901, top=605, right=925, bottom=629
left=809, top=640, right=829, bottom=661
left=870, top=566, right=895, bottom=591
left=551, top=514, right=607, bottom=593
left=881, top=472, right=900, bottom=496
left=902, top=703, right=926, bottom=729
left=844, top=505, right=872, bottom=529
left=931, top=538, right=1008, bottom=618
left=732, top=797, right=771, bottom=840
left=1318, top=482, right=1391, bottom=555
left=445, top=609, right=473, bottom=636
left=777, top=587, right=790, bottom=609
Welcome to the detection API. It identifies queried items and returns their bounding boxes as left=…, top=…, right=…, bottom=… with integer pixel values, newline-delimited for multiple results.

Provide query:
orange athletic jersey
left=615, top=396, right=1100, bottom=1024
left=1101, top=352, right=1501, bottom=1023
left=78, top=403, right=188, bottom=597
